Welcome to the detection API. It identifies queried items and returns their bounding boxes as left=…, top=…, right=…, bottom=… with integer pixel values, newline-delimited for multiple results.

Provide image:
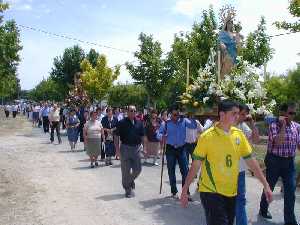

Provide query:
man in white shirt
left=235, top=104, right=260, bottom=225
left=4, top=104, right=11, bottom=118
left=185, top=113, right=203, bottom=164
left=12, top=104, right=18, bottom=118
left=48, top=104, right=62, bottom=144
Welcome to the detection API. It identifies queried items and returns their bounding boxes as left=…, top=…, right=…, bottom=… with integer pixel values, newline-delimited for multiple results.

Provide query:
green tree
left=164, top=6, right=217, bottom=103
left=126, top=33, right=169, bottom=107
left=81, top=55, right=120, bottom=102
left=86, top=48, right=100, bottom=68
left=286, top=64, right=300, bottom=101
left=275, top=0, right=300, bottom=32
left=242, top=17, right=274, bottom=67
left=28, top=78, right=63, bottom=102
left=50, top=45, right=85, bottom=98
left=107, top=84, right=147, bottom=109
left=265, top=75, right=289, bottom=106
left=0, top=2, right=22, bottom=101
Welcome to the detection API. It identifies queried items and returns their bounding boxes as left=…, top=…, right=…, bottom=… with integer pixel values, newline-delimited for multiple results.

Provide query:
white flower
left=269, top=99, right=276, bottom=107
left=256, top=105, right=267, bottom=115
left=247, top=90, right=255, bottom=99
left=203, top=97, right=210, bottom=104
left=216, top=89, right=223, bottom=96
left=246, top=103, right=256, bottom=114
left=234, top=89, right=246, bottom=101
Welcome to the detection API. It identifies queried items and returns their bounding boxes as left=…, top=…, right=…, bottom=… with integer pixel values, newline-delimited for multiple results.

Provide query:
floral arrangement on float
left=180, top=55, right=276, bottom=116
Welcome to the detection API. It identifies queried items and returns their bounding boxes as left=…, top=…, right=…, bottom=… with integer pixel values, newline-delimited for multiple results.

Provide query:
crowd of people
left=2, top=100, right=299, bottom=225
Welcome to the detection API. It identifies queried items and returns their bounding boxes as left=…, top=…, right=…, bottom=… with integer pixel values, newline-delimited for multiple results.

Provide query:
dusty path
left=0, top=113, right=299, bottom=225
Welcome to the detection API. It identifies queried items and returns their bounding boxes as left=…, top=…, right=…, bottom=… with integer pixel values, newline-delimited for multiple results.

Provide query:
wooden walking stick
left=159, top=140, right=166, bottom=194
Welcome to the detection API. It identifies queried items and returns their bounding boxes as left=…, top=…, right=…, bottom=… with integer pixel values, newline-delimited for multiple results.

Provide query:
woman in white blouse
left=83, top=111, right=104, bottom=168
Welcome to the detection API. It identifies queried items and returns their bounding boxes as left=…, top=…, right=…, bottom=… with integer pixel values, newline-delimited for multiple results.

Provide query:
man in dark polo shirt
left=116, top=105, right=145, bottom=198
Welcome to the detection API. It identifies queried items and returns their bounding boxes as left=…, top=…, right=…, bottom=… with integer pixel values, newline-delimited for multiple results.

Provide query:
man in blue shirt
left=157, top=106, right=197, bottom=199
left=41, top=102, right=50, bottom=133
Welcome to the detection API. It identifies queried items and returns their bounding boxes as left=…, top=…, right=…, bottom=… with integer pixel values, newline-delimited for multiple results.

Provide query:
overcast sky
left=4, top=0, right=300, bottom=90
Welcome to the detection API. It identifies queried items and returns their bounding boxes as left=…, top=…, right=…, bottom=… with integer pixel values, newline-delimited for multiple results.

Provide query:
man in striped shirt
left=259, top=102, right=300, bottom=225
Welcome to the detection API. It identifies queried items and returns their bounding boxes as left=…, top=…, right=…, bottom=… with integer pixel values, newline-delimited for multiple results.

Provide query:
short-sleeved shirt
left=116, top=117, right=144, bottom=146
left=267, top=121, right=300, bottom=157
left=84, top=120, right=102, bottom=139
left=236, top=122, right=253, bottom=172
left=193, top=124, right=252, bottom=197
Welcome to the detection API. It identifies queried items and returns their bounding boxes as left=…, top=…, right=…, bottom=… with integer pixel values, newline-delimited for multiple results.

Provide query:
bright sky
left=4, top=0, right=300, bottom=90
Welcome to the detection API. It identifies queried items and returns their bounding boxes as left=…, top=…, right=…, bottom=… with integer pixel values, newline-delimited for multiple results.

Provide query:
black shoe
left=171, top=193, right=179, bottom=199
left=125, top=189, right=132, bottom=198
left=95, top=161, right=99, bottom=167
left=259, top=210, right=272, bottom=219
left=90, top=163, right=94, bottom=168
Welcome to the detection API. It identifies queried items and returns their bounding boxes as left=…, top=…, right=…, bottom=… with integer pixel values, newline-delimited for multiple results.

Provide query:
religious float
left=180, top=5, right=276, bottom=117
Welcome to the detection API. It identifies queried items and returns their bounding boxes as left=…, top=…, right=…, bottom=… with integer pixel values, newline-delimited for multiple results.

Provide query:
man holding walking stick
left=157, top=105, right=197, bottom=199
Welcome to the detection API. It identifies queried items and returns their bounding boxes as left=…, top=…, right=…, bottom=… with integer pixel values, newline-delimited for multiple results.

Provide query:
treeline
left=27, top=6, right=275, bottom=109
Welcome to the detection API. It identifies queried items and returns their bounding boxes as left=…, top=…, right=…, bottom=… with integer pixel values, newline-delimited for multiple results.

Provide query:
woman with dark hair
left=66, top=108, right=80, bottom=151
left=83, top=111, right=104, bottom=168
left=101, top=107, right=118, bottom=165
left=144, top=109, right=161, bottom=165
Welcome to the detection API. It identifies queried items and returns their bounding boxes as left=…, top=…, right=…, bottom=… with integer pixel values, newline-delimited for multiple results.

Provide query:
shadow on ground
left=250, top=216, right=282, bottom=225
left=72, top=164, right=106, bottom=170
left=139, top=193, right=205, bottom=225
left=96, top=193, right=125, bottom=201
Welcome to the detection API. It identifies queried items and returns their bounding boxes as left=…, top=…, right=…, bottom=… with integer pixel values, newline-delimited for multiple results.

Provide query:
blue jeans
left=166, top=144, right=189, bottom=195
left=236, top=171, right=247, bottom=225
left=260, top=153, right=297, bottom=224
left=185, top=142, right=197, bottom=164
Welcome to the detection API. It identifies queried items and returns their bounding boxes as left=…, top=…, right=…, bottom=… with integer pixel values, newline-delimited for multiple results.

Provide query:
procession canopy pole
left=217, top=50, right=221, bottom=84
left=186, top=58, right=190, bottom=91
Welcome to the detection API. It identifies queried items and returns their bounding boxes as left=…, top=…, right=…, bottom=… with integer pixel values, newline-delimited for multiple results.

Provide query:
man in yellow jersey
left=180, top=100, right=273, bottom=225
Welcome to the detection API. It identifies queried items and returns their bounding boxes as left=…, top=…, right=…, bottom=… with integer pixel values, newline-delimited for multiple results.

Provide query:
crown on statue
left=219, top=5, right=236, bottom=26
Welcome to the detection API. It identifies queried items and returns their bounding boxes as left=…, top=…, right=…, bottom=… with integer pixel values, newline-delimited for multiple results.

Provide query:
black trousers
left=4, top=110, right=9, bottom=118
left=260, top=153, right=297, bottom=224
left=42, top=116, right=49, bottom=133
left=12, top=111, right=17, bottom=118
left=50, top=121, right=61, bottom=143
left=78, top=123, right=84, bottom=142
left=200, top=192, right=236, bottom=225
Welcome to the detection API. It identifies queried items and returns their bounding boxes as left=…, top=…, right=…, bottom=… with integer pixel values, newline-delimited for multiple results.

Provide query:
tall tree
left=107, top=84, right=147, bottom=108
left=164, top=6, right=217, bottom=103
left=49, top=45, right=85, bottom=97
left=86, top=48, right=100, bottom=68
left=275, top=0, right=300, bottom=32
left=126, top=32, right=169, bottom=107
left=0, top=1, right=22, bottom=101
left=28, top=78, right=64, bottom=102
left=242, top=17, right=274, bottom=67
left=81, top=55, right=120, bottom=102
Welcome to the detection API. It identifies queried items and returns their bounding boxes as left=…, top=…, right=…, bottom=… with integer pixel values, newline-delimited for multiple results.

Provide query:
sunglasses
left=288, top=112, right=296, bottom=115
left=129, top=109, right=136, bottom=112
